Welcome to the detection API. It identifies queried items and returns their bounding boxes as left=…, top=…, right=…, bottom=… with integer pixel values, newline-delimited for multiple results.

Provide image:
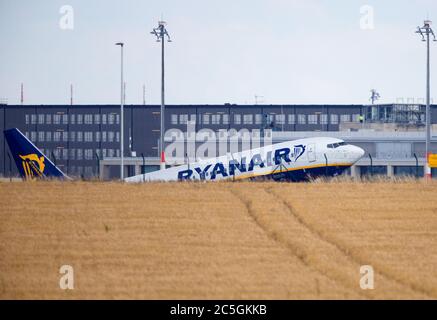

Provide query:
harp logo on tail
left=19, top=154, right=45, bottom=179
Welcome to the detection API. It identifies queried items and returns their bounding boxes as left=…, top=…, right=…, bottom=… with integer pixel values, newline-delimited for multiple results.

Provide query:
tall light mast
left=151, top=21, right=172, bottom=170
left=416, top=20, right=436, bottom=180
left=115, top=42, right=125, bottom=179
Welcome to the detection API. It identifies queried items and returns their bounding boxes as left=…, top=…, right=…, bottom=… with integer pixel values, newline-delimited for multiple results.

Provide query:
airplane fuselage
left=124, top=137, right=365, bottom=183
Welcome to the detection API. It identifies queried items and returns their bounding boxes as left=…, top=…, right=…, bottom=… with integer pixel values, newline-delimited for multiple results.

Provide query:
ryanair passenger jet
left=125, top=137, right=365, bottom=182
left=4, top=128, right=364, bottom=182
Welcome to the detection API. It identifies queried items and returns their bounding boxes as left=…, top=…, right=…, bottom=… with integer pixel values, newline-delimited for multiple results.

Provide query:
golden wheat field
left=0, top=180, right=437, bottom=299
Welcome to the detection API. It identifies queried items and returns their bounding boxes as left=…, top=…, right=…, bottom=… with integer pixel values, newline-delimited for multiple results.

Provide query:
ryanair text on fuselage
left=178, top=145, right=305, bottom=181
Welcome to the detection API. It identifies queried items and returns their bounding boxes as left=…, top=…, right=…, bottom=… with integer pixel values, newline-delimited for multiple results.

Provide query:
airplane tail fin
left=4, top=128, right=68, bottom=180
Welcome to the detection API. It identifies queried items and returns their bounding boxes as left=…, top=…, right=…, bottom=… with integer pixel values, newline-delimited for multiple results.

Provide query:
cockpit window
left=327, top=142, right=348, bottom=149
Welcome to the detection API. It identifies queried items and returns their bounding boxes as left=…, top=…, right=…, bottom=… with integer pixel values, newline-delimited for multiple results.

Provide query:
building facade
left=1, top=103, right=437, bottom=179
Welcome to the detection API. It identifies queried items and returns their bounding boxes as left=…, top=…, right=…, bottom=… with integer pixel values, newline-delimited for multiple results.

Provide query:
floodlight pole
left=115, top=42, right=124, bottom=180
left=370, top=89, right=380, bottom=105
left=416, top=20, right=436, bottom=180
left=151, top=21, right=172, bottom=170
left=426, top=27, right=431, bottom=180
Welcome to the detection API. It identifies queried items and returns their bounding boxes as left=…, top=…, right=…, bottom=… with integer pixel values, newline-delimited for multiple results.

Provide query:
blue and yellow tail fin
left=4, top=128, right=67, bottom=180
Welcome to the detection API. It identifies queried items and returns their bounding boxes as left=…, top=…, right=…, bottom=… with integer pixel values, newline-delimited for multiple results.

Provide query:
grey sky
left=1, top=0, right=437, bottom=105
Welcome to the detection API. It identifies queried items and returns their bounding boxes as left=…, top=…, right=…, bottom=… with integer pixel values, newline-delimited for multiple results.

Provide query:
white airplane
left=125, top=137, right=365, bottom=182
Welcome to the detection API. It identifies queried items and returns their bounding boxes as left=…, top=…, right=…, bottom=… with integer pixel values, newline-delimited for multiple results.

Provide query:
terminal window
left=222, top=114, right=229, bottom=125
left=352, top=114, right=360, bottom=122
left=298, top=114, right=306, bottom=124
left=84, top=114, right=93, bottom=125
left=53, top=114, right=61, bottom=125
left=171, top=114, right=178, bottom=124
left=108, top=114, right=115, bottom=125
left=276, top=114, right=285, bottom=125
left=53, top=149, right=60, bottom=159
left=308, top=114, right=318, bottom=125
left=340, top=114, right=351, bottom=123
left=243, top=114, right=253, bottom=125
left=180, top=114, right=188, bottom=124
left=108, top=131, right=115, bottom=142
left=320, top=114, right=328, bottom=124
left=211, top=114, right=220, bottom=124
left=84, top=149, right=93, bottom=160
left=84, top=132, right=93, bottom=142
left=330, top=114, right=339, bottom=124
left=54, top=131, right=61, bottom=142
left=234, top=114, right=241, bottom=124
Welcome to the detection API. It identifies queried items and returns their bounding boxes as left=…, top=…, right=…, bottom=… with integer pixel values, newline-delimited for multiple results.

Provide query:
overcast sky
left=1, top=0, right=437, bottom=105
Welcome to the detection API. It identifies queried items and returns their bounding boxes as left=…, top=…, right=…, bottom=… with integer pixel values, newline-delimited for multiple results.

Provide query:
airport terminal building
left=1, top=103, right=437, bottom=179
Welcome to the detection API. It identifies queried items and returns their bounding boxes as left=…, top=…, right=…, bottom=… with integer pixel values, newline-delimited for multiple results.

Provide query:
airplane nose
left=355, top=146, right=365, bottom=159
